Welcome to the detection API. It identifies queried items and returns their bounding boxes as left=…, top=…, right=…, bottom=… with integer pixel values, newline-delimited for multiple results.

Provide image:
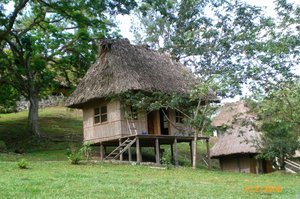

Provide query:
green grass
left=0, top=161, right=299, bottom=198
left=0, top=107, right=83, bottom=151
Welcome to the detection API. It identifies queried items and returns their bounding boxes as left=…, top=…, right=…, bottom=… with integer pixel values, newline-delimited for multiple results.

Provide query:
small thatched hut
left=66, top=39, right=212, bottom=165
left=210, top=101, right=273, bottom=174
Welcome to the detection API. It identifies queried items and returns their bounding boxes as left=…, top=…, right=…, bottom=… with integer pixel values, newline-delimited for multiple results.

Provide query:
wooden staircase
left=104, top=137, right=137, bottom=160
left=285, top=159, right=300, bottom=173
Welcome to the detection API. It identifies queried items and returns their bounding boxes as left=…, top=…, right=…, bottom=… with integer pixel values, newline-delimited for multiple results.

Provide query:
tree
left=255, top=80, right=300, bottom=170
left=0, top=0, right=137, bottom=136
left=132, top=0, right=299, bottom=97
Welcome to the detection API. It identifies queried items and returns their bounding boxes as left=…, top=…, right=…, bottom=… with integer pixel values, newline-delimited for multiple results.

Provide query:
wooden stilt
left=170, top=144, right=174, bottom=162
left=136, top=137, right=141, bottom=163
left=119, top=138, right=123, bottom=161
left=155, top=138, right=160, bottom=165
left=173, top=138, right=178, bottom=167
left=190, top=141, right=194, bottom=166
left=128, top=146, right=132, bottom=162
left=206, top=139, right=211, bottom=170
left=100, top=142, right=104, bottom=161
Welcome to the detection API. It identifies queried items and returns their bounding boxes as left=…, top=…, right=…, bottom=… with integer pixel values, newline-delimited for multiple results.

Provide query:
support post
left=170, top=144, right=174, bottom=162
left=136, top=137, right=141, bottom=163
left=190, top=141, right=194, bottom=166
left=206, top=139, right=211, bottom=170
left=155, top=138, right=160, bottom=165
left=119, top=138, right=123, bottom=161
left=128, top=146, right=132, bottom=162
left=173, top=138, right=178, bottom=167
left=100, top=142, right=104, bottom=161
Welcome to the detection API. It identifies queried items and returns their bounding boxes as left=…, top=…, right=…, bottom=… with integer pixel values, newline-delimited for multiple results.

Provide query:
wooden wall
left=82, top=100, right=191, bottom=143
left=168, top=109, right=187, bottom=136
left=219, top=155, right=258, bottom=174
left=83, top=100, right=122, bottom=143
left=120, top=107, right=148, bottom=135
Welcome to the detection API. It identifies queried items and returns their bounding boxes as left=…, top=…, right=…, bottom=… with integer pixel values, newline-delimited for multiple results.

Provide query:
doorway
left=159, top=108, right=169, bottom=135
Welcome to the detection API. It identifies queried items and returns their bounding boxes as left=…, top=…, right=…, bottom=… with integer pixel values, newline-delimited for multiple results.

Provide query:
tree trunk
left=28, top=91, right=40, bottom=137
left=279, top=154, right=285, bottom=170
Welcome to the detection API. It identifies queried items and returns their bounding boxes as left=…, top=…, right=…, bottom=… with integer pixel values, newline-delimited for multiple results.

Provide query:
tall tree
left=132, top=0, right=299, bottom=97
left=0, top=0, right=137, bottom=136
left=254, top=80, right=300, bottom=170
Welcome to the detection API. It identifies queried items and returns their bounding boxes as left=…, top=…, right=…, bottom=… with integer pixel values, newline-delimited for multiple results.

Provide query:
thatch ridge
left=210, top=101, right=260, bottom=158
left=65, top=39, right=197, bottom=108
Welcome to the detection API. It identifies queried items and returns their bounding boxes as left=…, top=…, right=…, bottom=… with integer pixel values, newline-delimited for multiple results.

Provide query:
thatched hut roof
left=210, top=101, right=261, bottom=158
left=65, top=39, right=198, bottom=108
left=211, top=101, right=252, bottom=127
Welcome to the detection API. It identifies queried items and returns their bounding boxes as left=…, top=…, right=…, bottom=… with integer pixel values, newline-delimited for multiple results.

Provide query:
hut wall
left=120, top=108, right=148, bottom=135
left=219, top=155, right=257, bottom=173
left=83, top=100, right=122, bottom=143
left=168, top=109, right=187, bottom=136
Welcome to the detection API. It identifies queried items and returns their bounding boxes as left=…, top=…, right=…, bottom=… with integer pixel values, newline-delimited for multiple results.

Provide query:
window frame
left=94, top=105, right=108, bottom=124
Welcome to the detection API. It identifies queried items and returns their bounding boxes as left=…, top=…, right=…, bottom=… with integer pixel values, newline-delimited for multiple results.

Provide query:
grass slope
left=0, top=107, right=82, bottom=153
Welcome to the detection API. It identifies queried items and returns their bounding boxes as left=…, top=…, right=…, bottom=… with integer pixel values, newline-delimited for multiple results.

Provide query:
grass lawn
left=0, top=107, right=299, bottom=198
left=0, top=161, right=299, bottom=199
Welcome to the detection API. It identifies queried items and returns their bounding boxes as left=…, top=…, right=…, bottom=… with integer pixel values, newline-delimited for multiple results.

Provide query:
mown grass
left=0, top=161, right=299, bottom=199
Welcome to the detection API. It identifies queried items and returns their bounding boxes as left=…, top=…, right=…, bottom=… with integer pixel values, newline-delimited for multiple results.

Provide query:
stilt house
left=210, top=101, right=273, bottom=173
left=66, top=39, right=213, bottom=165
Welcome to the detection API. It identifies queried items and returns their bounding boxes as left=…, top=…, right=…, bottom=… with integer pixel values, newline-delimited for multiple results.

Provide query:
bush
left=67, top=149, right=82, bottom=165
left=0, top=140, right=7, bottom=152
left=80, top=143, right=92, bottom=161
left=17, top=159, right=29, bottom=169
left=161, top=150, right=173, bottom=169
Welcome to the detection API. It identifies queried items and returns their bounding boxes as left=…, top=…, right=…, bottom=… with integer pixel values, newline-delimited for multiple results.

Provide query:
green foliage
left=67, top=148, right=82, bottom=165
left=17, top=159, right=29, bottom=169
left=133, top=0, right=299, bottom=97
left=0, top=84, right=20, bottom=113
left=160, top=149, right=172, bottom=168
left=0, top=140, right=7, bottom=152
left=80, top=143, right=92, bottom=162
left=255, top=80, right=300, bottom=169
left=0, top=0, right=137, bottom=135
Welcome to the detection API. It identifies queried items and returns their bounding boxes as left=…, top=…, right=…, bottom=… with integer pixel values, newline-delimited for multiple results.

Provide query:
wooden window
left=94, top=105, right=107, bottom=124
left=175, top=111, right=184, bottom=123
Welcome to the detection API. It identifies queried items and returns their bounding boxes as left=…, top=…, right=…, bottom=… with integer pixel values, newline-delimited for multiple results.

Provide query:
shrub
left=80, top=143, right=92, bottom=162
left=17, top=159, right=28, bottom=169
left=67, top=149, right=82, bottom=165
left=0, top=140, right=7, bottom=152
left=161, top=150, right=173, bottom=169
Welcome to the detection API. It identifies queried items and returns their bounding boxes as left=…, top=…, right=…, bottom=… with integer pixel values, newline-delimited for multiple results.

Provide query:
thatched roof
left=211, top=101, right=252, bottom=127
left=210, top=101, right=261, bottom=158
left=65, top=39, right=198, bottom=108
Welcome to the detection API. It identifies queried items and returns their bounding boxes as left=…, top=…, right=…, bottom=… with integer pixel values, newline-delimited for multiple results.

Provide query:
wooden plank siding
left=82, top=99, right=192, bottom=144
